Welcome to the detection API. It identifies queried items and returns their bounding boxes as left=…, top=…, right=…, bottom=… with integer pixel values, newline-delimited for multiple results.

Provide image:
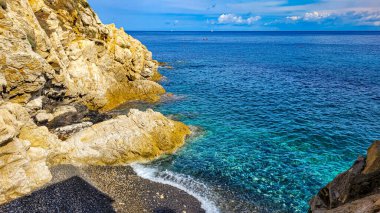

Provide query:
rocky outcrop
left=309, top=141, right=380, bottom=213
left=0, top=0, right=190, bottom=205
left=0, top=102, right=190, bottom=204
left=55, top=109, right=190, bottom=165
left=0, top=0, right=164, bottom=111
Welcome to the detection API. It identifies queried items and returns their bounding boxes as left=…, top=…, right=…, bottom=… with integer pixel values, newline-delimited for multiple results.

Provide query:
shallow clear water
left=130, top=31, right=380, bottom=212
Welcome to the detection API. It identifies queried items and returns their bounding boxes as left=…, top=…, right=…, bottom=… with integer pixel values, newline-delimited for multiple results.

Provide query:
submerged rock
left=309, top=140, right=380, bottom=213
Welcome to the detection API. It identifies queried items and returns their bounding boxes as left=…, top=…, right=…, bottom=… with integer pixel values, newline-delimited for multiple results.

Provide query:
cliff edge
left=0, top=0, right=190, bottom=205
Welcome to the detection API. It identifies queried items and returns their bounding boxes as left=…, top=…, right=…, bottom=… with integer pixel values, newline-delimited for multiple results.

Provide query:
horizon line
left=125, top=30, right=380, bottom=32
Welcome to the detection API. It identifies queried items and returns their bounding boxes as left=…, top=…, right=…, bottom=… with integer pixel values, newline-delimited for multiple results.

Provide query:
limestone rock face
left=60, top=109, right=191, bottom=165
left=0, top=0, right=163, bottom=111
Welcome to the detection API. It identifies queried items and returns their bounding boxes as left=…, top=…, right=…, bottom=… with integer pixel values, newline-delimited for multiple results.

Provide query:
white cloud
left=303, top=11, right=331, bottom=21
left=285, top=10, right=380, bottom=26
left=285, top=11, right=332, bottom=22
left=286, top=16, right=301, bottom=21
left=218, top=14, right=261, bottom=25
left=247, top=16, right=262, bottom=24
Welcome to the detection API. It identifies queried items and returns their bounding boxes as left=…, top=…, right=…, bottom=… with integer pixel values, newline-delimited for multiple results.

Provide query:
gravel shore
left=0, top=165, right=205, bottom=213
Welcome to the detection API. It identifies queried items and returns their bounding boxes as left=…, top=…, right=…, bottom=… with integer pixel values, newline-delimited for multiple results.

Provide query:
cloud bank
left=218, top=14, right=261, bottom=25
left=285, top=10, right=380, bottom=26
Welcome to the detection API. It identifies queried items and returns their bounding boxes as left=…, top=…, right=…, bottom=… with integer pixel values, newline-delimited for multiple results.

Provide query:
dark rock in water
left=309, top=141, right=380, bottom=212
left=188, top=125, right=206, bottom=140
left=158, top=62, right=174, bottom=69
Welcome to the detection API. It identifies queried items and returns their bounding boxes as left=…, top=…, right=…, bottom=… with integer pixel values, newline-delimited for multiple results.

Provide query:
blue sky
left=88, top=0, right=380, bottom=31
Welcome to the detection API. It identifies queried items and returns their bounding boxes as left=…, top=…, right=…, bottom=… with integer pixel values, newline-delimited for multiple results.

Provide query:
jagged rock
left=309, top=141, right=380, bottom=212
left=363, top=141, right=380, bottom=174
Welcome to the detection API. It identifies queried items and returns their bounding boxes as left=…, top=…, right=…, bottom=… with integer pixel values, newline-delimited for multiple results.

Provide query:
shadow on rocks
left=0, top=176, right=116, bottom=213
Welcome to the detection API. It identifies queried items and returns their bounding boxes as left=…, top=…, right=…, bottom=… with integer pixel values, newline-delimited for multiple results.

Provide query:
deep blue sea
left=129, top=31, right=380, bottom=213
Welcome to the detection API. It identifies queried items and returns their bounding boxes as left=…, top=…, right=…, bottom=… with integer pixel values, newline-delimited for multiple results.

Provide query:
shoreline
left=0, top=165, right=205, bottom=213
left=131, top=164, right=220, bottom=213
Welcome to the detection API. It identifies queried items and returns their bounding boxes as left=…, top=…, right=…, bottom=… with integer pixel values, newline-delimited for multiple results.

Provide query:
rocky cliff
left=309, top=141, right=380, bottom=213
left=0, top=0, right=190, bottom=205
left=0, top=0, right=164, bottom=110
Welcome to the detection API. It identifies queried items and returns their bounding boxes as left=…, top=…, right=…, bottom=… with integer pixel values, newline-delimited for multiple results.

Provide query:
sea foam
left=131, top=163, right=220, bottom=213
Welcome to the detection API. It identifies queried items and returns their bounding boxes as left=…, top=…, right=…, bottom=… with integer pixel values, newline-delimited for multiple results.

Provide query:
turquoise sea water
left=130, top=32, right=380, bottom=212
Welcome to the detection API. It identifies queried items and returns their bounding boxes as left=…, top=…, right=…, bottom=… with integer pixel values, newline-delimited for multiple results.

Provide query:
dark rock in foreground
left=309, top=141, right=380, bottom=213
